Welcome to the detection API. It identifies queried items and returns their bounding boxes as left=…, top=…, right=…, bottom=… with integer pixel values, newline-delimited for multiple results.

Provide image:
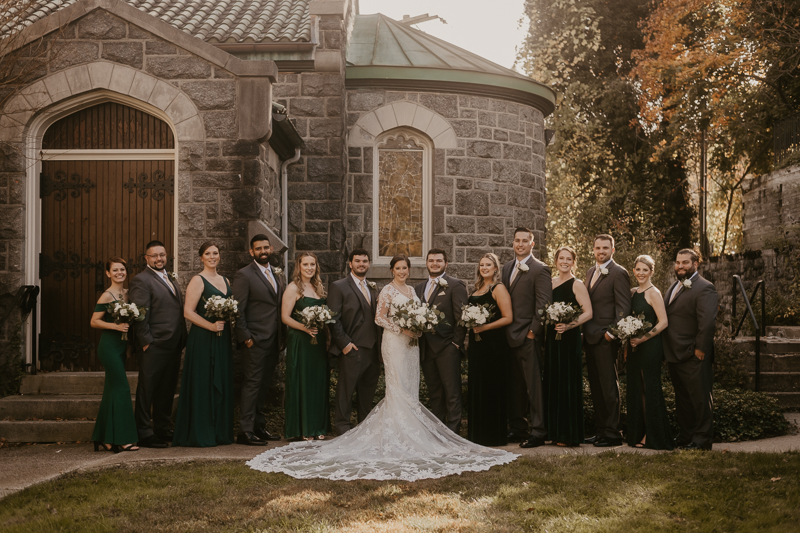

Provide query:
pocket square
left=437, top=291, right=446, bottom=297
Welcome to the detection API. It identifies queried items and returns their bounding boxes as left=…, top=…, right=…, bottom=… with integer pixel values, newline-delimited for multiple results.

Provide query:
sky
left=357, top=0, right=528, bottom=71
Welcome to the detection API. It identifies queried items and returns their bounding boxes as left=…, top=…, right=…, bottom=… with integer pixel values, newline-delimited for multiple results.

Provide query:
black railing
left=0, top=285, right=39, bottom=375
left=731, top=275, right=765, bottom=391
left=774, top=113, right=800, bottom=167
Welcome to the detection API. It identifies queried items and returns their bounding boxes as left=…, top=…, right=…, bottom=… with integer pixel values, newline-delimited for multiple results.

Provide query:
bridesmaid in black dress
left=467, top=253, right=513, bottom=446
left=545, top=246, right=593, bottom=447
left=626, top=255, right=673, bottom=450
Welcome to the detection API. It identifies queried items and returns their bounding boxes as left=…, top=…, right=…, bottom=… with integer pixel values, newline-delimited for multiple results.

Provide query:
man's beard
left=428, top=268, right=444, bottom=277
left=254, top=253, right=271, bottom=265
left=676, top=266, right=697, bottom=280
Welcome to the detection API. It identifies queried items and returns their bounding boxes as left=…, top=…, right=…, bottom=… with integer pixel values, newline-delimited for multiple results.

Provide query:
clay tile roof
left=2, top=0, right=312, bottom=43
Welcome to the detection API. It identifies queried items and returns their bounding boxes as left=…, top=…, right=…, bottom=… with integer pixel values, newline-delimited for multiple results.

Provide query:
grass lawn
left=1, top=452, right=798, bottom=532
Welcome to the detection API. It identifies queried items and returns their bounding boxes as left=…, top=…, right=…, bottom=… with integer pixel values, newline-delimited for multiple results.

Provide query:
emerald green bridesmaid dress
left=285, top=296, right=330, bottom=440
left=91, top=301, right=138, bottom=446
left=173, top=276, right=235, bottom=447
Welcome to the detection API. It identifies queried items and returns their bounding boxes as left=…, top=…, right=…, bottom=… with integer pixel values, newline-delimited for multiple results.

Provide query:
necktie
left=160, top=272, right=175, bottom=294
left=360, top=280, right=370, bottom=303
left=265, top=268, right=276, bottom=292
left=426, top=280, right=437, bottom=301
left=510, top=263, right=519, bottom=285
left=670, top=283, right=682, bottom=304
left=590, top=266, right=602, bottom=289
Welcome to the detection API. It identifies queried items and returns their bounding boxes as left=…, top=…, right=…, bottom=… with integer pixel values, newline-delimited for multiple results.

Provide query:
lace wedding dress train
left=246, top=284, right=518, bottom=481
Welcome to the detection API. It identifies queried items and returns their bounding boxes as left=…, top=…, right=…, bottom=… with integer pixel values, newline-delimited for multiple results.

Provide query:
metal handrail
left=0, top=285, right=39, bottom=375
left=731, top=275, right=765, bottom=391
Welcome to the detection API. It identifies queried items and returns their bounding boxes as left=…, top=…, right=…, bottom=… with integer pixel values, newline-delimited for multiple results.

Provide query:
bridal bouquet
left=107, top=302, right=146, bottom=341
left=609, top=313, right=653, bottom=352
left=204, top=295, right=240, bottom=336
left=458, top=303, right=495, bottom=341
left=294, top=304, right=338, bottom=344
left=538, top=302, right=583, bottom=340
left=389, top=299, right=445, bottom=347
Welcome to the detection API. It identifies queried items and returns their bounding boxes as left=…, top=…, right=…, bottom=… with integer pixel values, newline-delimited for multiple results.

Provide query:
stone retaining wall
left=743, top=164, right=800, bottom=251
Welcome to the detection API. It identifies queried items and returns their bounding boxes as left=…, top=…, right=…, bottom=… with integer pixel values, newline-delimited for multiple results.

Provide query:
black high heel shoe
left=93, top=441, right=112, bottom=452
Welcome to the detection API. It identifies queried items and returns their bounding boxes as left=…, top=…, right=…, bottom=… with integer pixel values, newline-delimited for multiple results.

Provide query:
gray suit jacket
left=663, top=274, right=719, bottom=363
left=502, top=255, right=552, bottom=348
left=129, top=267, right=187, bottom=351
left=327, top=275, right=380, bottom=355
left=232, top=261, right=285, bottom=348
left=414, top=273, right=468, bottom=356
left=583, top=260, right=632, bottom=345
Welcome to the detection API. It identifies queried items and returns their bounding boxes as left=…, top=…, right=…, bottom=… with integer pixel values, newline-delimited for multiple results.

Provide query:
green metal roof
left=346, top=14, right=556, bottom=115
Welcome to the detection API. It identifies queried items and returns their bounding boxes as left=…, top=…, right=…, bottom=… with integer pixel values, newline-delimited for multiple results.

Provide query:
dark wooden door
left=39, top=103, right=175, bottom=371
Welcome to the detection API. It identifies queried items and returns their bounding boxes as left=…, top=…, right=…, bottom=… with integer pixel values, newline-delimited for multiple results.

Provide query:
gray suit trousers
left=584, top=339, right=622, bottom=439
left=669, top=353, right=714, bottom=448
left=239, top=340, right=280, bottom=434
left=334, top=346, right=380, bottom=435
left=135, top=345, right=181, bottom=440
left=508, top=336, right=547, bottom=438
left=421, top=343, right=462, bottom=433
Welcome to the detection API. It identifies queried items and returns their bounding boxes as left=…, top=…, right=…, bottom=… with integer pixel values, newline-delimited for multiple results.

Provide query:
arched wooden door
left=38, top=102, right=175, bottom=371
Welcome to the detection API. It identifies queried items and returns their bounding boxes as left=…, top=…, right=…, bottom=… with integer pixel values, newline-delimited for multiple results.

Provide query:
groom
left=328, top=248, right=381, bottom=435
left=503, top=227, right=552, bottom=448
left=415, top=248, right=468, bottom=433
left=130, top=240, right=187, bottom=448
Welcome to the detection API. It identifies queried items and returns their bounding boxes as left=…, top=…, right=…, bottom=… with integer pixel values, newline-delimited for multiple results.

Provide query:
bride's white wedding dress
left=246, top=283, right=518, bottom=481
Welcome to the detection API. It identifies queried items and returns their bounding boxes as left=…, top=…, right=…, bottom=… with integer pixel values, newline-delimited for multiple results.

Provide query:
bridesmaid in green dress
left=173, top=242, right=235, bottom=447
left=90, top=257, right=139, bottom=452
left=467, top=253, right=513, bottom=446
left=545, top=247, right=593, bottom=447
left=626, top=255, right=673, bottom=450
left=282, top=252, right=330, bottom=441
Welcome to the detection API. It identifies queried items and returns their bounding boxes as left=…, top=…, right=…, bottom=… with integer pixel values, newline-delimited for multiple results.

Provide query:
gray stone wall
left=344, top=90, right=547, bottom=282
left=272, top=10, right=349, bottom=285
left=743, top=164, right=800, bottom=251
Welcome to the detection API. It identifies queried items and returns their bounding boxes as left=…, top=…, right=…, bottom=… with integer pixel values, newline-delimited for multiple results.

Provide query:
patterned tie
left=360, top=280, right=371, bottom=303
left=264, top=267, right=276, bottom=292
left=670, top=283, right=682, bottom=304
left=426, top=280, right=437, bottom=301
left=590, top=266, right=602, bottom=289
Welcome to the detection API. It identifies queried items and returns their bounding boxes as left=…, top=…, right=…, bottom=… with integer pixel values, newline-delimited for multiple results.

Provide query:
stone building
left=0, top=0, right=555, bottom=372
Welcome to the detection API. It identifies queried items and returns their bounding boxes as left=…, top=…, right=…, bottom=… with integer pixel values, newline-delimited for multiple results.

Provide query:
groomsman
left=415, top=248, right=468, bottom=434
left=232, top=234, right=285, bottom=446
left=503, top=227, right=552, bottom=448
left=130, top=240, right=187, bottom=448
left=328, top=248, right=381, bottom=435
left=663, top=249, right=718, bottom=451
left=583, top=234, right=631, bottom=447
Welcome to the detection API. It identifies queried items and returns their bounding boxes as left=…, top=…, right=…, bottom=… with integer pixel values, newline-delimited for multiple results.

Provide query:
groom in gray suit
left=663, top=249, right=718, bottom=450
left=503, top=227, right=552, bottom=448
left=328, top=248, right=381, bottom=435
left=232, top=234, right=285, bottom=446
left=583, top=234, right=631, bottom=447
left=130, top=240, right=187, bottom=448
left=415, top=248, right=468, bottom=434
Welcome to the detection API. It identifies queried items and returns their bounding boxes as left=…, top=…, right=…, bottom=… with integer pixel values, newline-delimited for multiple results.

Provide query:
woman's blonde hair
left=291, top=252, right=326, bottom=299
left=552, top=246, right=578, bottom=275
left=634, top=254, right=655, bottom=272
left=473, top=253, right=501, bottom=292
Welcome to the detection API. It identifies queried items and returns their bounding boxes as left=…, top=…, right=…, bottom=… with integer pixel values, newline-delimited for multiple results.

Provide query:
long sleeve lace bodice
left=375, top=283, right=417, bottom=334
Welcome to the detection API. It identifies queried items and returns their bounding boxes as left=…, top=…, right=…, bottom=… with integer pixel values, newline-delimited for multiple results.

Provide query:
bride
left=247, top=254, right=518, bottom=481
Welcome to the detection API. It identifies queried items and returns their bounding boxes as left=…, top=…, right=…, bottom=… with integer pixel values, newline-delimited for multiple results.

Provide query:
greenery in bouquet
left=538, top=301, right=583, bottom=340
left=203, top=295, right=239, bottom=336
left=389, top=298, right=445, bottom=347
left=293, top=304, right=338, bottom=344
left=458, top=303, right=495, bottom=341
left=107, top=301, right=146, bottom=341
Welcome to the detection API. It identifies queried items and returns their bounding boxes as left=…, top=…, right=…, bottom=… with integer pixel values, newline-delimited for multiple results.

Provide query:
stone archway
left=349, top=101, right=458, bottom=149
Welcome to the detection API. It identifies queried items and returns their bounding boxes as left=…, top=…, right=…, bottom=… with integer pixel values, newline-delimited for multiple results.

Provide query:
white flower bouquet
left=294, top=304, right=338, bottom=344
left=107, top=301, right=146, bottom=341
left=204, top=295, right=240, bottom=336
left=609, top=313, right=653, bottom=351
left=389, top=299, right=445, bottom=347
left=538, top=302, right=583, bottom=340
left=458, top=303, right=495, bottom=341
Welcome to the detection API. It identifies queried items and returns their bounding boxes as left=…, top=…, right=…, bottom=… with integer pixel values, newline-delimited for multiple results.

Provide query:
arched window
left=372, top=128, right=433, bottom=262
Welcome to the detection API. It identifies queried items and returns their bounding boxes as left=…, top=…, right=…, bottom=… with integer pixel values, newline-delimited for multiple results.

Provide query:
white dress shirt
left=424, top=274, right=445, bottom=301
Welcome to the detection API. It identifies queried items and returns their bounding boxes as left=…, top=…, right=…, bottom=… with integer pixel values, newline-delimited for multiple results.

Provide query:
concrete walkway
left=2, top=413, right=798, bottom=501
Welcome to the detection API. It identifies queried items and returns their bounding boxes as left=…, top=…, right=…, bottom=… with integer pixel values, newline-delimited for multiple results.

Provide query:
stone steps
left=734, top=332, right=800, bottom=408
left=0, top=395, right=135, bottom=420
left=746, top=373, right=800, bottom=392
left=767, top=393, right=800, bottom=410
left=20, top=372, right=139, bottom=395
left=0, top=420, right=97, bottom=443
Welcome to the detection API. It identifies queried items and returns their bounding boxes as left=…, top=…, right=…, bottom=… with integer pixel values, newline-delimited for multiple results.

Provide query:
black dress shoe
left=520, top=436, right=546, bottom=448
left=138, top=435, right=168, bottom=449
left=593, top=437, right=624, bottom=448
left=237, top=432, right=267, bottom=446
left=254, top=428, right=282, bottom=441
left=680, top=442, right=711, bottom=451
left=156, top=430, right=174, bottom=442
left=674, top=437, right=692, bottom=447
left=584, top=435, right=600, bottom=445
left=507, top=432, right=527, bottom=443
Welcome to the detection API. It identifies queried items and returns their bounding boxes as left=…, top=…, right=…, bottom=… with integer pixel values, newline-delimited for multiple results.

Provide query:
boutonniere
left=273, top=267, right=283, bottom=276
left=517, top=263, right=529, bottom=273
left=169, top=272, right=178, bottom=280
left=681, top=279, right=692, bottom=289
left=600, top=267, right=609, bottom=276
left=367, top=281, right=377, bottom=290
left=436, top=278, right=449, bottom=289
